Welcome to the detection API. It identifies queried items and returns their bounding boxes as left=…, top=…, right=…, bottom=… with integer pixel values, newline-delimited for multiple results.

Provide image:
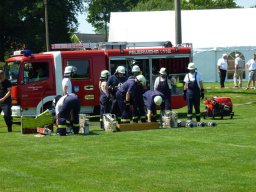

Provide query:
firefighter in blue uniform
left=116, top=74, right=146, bottom=124
left=108, top=66, right=127, bottom=123
left=53, top=93, right=81, bottom=136
left=154, top=67, right=172, bottom=112
left=183, top=63, right=204, bottom=122
left=128, top=65, right=147, bottom=123
left=99, top=70, right=110, bottom=129
left=143, top=90, right=164, bottom=122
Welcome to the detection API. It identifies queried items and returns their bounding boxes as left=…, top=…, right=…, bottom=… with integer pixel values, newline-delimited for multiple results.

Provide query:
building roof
left=109, top=8, right=256, bottom=48
left=75, top=33, right=106, bottom=43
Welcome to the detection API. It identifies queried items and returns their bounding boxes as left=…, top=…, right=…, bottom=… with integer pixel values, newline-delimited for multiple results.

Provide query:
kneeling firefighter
left=143, top=90, right=164, bottom=122
left=53, top=93, right=81, bottom=135
left=183, top=63, right=204, bottom=122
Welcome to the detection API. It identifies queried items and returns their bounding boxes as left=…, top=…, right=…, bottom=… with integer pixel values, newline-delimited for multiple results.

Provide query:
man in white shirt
left=234, top=53, right=244, bottom=88
left=62, top=66, right=77, bottom=95
left=217, top=53, right=228, bottom=88
left=245, top=54, right=256, bottom=90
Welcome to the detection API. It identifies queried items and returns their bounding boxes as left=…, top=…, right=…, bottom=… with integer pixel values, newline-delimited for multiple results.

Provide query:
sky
left=76, top=0, right=256, bottom=34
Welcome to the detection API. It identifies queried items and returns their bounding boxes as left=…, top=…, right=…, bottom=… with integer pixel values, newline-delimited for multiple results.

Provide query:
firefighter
left=107, top=66, right=127, bottom=123
left=53, top=93, right=81, bottom=136
left=0, top=70, right=12, bottom=132
left=62, top=66, right=77, bottom=95
left=99, top=70, right=110, bottom=129
left=183, top=63, right=204, bottom=122
left=154, top=67, right=172, bottom=113
left=143, top=90, right=164, bottom=122
left=128, top=65, right=146, bottom=123
left=116, top=74, right=146, bottom=124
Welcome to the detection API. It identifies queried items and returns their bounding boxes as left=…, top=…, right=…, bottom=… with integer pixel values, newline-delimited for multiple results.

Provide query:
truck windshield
left=4, top=61, right=21, bottom=85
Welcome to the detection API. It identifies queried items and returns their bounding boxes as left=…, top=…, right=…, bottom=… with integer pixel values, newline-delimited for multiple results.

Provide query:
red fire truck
left=5, top=42, right=192, bottom=116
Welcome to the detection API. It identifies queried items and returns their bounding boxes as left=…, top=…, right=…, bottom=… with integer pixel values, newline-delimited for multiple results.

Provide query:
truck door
left=18, top=59, right=55, bottom=112
left=62, top=51, right=105, bottom=113
left=65, top=59, right=93, bottom=107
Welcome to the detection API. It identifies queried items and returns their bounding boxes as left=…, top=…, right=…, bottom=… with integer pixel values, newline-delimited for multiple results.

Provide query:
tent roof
left=108, top=8, right=256, bottom=48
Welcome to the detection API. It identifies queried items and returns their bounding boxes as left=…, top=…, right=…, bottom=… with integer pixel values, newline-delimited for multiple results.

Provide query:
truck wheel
left=93, top=105, right=100, bottom=115
left=41, top=101, right=53, bottom=113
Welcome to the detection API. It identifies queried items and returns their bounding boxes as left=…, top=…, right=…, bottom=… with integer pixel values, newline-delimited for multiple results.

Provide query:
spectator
left=245, top=54, right=256, bottom=90
left=217, top=53, right=228, bottom=88
left=234, top=53, right=244, bottom=88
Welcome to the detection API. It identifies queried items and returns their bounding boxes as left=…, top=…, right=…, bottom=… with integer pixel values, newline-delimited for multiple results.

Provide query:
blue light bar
left=12, top=49, right=32, bottom=56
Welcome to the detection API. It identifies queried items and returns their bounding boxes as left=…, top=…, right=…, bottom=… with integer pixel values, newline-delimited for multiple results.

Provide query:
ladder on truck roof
left=51, top=42, right=192, bottom=50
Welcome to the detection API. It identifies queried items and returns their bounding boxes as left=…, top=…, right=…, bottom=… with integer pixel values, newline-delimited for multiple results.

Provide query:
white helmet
left=136, top=74, right=146, bottom=86
left=100, top=70, right=110, bottom=79
left=116, top=66, right=126, bottom=74
left=154, top=96, right=163, bottom=106
left=132, top=65, right=141, bottom=73
left=159, top=67, right=167, bottom=75
left=187, top=63, right=197, bottom=70
left=64, top=66, right=77, bottom=74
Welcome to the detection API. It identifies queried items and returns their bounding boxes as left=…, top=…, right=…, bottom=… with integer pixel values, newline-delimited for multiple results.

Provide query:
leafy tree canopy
left=86, top=0, right=140, bottom=36
left=132, top=0, right=237, bottom=11
left=0, top=0, right=85, bottom=61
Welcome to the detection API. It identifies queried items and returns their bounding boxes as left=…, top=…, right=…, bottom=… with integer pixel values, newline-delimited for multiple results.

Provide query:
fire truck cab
left=5, top=42, right=192, bottom=117
left=5, top=50, right=106, bottom=116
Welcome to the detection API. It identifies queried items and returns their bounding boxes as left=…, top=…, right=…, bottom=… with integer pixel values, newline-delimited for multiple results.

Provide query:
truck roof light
left=12, top=49, right=32, bottom=57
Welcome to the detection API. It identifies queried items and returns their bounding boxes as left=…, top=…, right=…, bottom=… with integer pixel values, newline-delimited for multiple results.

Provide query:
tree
left=86, top=0, right=140, bottom=41
left=0, top=0, right=85, bottom=61
left=133, top=0, right=174, bottom=11
left=181, top=0, right=237, bottom=10
left=132, top=0, right=238, bottom=11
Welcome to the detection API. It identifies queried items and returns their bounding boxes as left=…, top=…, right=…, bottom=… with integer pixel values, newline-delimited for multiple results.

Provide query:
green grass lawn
left=0, top=82, right=256, bottom=192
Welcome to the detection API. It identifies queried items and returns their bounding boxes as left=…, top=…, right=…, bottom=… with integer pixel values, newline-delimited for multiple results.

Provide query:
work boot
left=8, top=126, right=12, bottom=132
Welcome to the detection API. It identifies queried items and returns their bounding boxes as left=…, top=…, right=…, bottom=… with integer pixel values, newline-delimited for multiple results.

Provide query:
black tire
left=41, top=101, right=53, bottom=113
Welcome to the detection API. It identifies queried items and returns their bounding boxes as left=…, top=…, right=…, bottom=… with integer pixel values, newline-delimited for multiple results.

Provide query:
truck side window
left=67, top=60, right=90, bottom=79
left=23, top=62, right=49, bottom=83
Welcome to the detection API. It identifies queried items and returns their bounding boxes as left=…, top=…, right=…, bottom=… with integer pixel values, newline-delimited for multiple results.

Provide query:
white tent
left=109, top=9, right=256, bottom=82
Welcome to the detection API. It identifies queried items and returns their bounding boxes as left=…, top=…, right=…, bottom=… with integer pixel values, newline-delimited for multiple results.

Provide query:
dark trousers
left=116, top=91, right=131, bottom=124
left=58, top=95, right=80, bottom=135
left=186, top=90, right=201, bottom=122
left=219, top=69, right=227, bottom=88
left=109, top=94, right=121, bottom=123
left=0, top=103, right=12, bottom=132
left=100, top=96, right=110, bottom=129
left=164, top=94, right=171, bottom=111
left=132, top=104, right=146, bottom=123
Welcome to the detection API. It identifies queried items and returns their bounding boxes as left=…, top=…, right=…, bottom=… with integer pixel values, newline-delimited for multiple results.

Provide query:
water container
left=79, top=114, right=90, bottom=135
